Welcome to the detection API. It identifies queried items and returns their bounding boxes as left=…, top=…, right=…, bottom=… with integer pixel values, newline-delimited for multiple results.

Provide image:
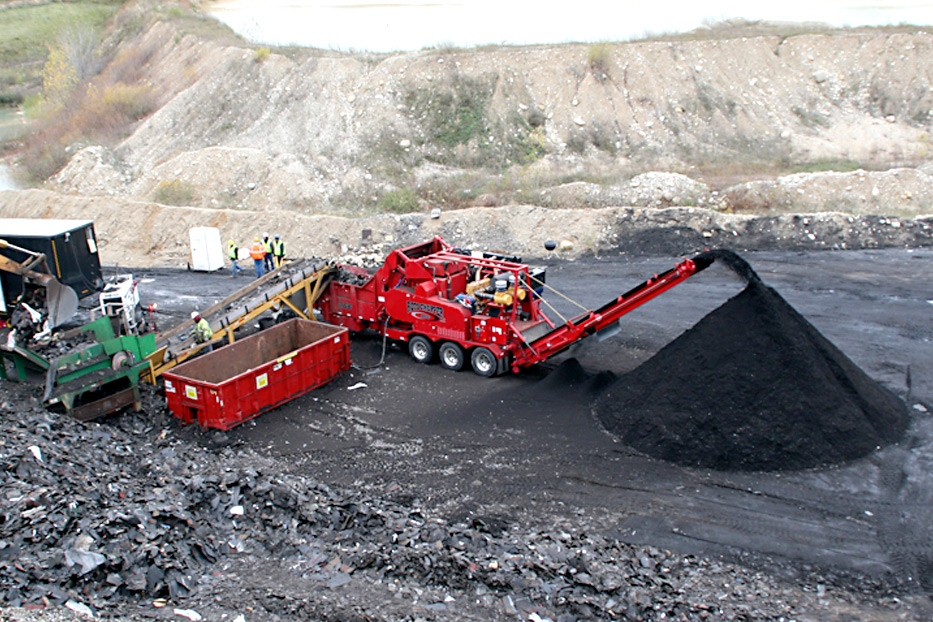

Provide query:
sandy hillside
left=1, top=2, right=932, bottom=263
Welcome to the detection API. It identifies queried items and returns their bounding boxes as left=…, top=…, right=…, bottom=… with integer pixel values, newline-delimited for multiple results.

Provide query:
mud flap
left=496, top=353, right=511, bottom=376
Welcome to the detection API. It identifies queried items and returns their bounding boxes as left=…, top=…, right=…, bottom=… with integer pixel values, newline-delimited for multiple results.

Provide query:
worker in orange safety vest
left=249, top=237, right=266, bottom=278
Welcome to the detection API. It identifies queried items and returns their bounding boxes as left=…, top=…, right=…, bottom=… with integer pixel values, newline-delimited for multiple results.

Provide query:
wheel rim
left=412, top=341, right=428, bottom=360
left=442, top=346, right=461, bottom=367
left=474, top=352, right=493, bottom=373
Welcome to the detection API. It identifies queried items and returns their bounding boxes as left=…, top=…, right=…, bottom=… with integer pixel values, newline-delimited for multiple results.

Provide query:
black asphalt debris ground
left=1, top=246, right=932, bottom=621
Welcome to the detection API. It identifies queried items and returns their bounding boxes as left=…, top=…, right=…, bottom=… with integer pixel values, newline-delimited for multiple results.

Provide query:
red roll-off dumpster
left=163, top=319, right=350, bottom=430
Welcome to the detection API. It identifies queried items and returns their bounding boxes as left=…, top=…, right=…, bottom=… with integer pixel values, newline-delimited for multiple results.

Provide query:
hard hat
left=274, top=234, right=280, bottom=239
left=190, top=311, right=199, bottom=320
left=263, top=232, right=269, bottom=238
left=228, top=239, right=234, bottom=244
left=254, top=237, right=259, bottom=241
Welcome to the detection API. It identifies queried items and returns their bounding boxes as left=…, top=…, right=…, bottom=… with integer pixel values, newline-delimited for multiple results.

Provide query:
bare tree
left=58, top=26, right=103, bottom=82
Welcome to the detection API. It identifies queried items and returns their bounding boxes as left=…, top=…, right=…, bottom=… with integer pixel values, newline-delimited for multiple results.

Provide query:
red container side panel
left=318, top=281, right=380, bottom=331
left=163, top=319, right=350, bottom=430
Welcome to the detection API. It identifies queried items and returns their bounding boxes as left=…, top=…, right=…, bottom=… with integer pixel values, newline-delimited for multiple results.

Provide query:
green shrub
left=587, top=42, right=612, bottom=80
left=509, top=124, right=548, bottom=164
left=40, top=42, right=79, bottom=113
left=20, top=19, right=158, bottom=179
left=69, top=81, right=153, bottom=141
left=566, top=129, right=589, bottom=155
left=379, top=187, right=420, bottom=213
left=526, top=108, right=546, bottom=128
left=20, top=127, right=68, bottom=182
left=154, top=179, right=196, bottom=206
left=254, top=47, right=271, bottom=62
left=405, top=74, right=493, bottom=150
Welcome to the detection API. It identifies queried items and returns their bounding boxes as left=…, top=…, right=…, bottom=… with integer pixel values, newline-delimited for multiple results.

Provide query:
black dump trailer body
left=0, top=219, right=103, bottom=308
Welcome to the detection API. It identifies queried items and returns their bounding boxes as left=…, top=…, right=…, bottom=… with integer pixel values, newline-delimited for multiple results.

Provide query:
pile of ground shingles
left=0, top=380, right=913, bottom=622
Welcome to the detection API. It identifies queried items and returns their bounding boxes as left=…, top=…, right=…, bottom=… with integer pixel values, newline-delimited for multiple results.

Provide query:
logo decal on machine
left=407, top=301, right=444, bottom=321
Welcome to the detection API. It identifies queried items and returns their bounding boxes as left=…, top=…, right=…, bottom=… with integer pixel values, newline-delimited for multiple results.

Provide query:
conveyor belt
left=145, top=258, right=335, bottom=381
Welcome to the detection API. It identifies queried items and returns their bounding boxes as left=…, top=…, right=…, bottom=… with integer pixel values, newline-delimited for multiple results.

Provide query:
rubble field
left=1, top=247, right=933, bottom=622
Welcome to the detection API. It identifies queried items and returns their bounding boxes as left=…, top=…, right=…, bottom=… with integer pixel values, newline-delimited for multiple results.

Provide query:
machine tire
left=111, top=350, right=135, bottom=370
left=408, top=335, right=435, bottom=364
left=132, top=308, right=145, bottom=333
left=439, top=342, right=465, bottom=371
left=470, top=347, right=498, bottom=377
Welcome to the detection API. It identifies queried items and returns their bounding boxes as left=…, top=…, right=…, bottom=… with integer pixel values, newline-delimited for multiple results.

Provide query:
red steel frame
left=316, top=236, right=714, bottom=375
left=510, top=256, right=708, bottom=370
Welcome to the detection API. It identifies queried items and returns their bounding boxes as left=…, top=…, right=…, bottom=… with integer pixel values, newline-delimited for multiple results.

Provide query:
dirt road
left=133, top=247, right=933, bottom=595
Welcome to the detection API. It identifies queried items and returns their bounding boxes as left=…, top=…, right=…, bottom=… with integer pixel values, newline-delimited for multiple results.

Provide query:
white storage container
left=189, top=227, right=224, bottom=272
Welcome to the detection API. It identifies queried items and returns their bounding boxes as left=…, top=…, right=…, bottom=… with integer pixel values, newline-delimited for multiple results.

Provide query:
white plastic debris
left=230, top=505, right=244, bottom=516
left=28, top=445, right=42, bottom=462
left=347, top=382, right=367, bottom=391
left=233, top=616, right=246, bottom=622
left=173, top=608, right=203, bottom=621
left=64, top=600, right=94, bottom=618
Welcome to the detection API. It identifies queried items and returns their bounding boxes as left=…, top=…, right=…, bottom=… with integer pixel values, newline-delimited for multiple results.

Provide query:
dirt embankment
left=1, top=188, right=930, bottom=267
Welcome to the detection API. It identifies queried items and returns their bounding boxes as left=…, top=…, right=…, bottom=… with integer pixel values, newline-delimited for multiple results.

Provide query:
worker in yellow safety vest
left=262, top=232, right=274, bottom=272
left=249, top=237, right=266, bottom=277
left=227, top=239, right=242, bottom=277
left=191, top=311, right=214, bottom=353
left=272, top=234, right=285, bottom=268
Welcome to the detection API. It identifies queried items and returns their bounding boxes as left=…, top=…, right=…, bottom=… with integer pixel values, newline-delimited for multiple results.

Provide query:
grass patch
left=0, top=107, right=27, bottom=143
left=790, top=159, right=866, bottom=174
left=154, top=179, right=197, bottom=206
left=379, top=187, right=420, bottom=213
left=414, top=166, right=616, bottom=212
left=403, top=74, right=557, bottom=170
left=627, top=18, right=933, bottom=44
left=689, top=154, right=876, bottom=192
left=0, top=2, right=123, bottom=102
left=404, top=74, right=494, bottom=160
left=363, top=129, right=422, bottom=182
